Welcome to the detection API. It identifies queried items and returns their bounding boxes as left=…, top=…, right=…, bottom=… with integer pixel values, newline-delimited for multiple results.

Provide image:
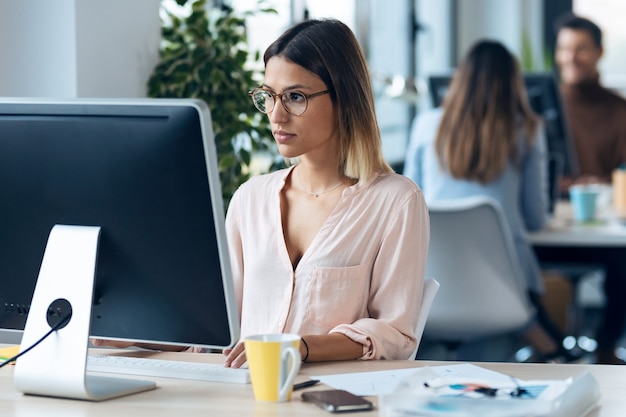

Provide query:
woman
left=223, top=18, right=429, bottom=367
left=404, top=40, right=575, bottom=362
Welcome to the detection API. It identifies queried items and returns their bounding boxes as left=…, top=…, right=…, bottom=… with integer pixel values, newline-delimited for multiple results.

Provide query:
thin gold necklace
left=296, top=166, right=345, bottom=198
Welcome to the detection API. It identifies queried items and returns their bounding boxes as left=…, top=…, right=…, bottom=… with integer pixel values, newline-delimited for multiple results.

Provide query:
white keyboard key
left=87, top=354, right=250, bottom=384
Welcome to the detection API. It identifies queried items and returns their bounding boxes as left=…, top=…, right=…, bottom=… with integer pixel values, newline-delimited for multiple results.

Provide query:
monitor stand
left=13, top=225, right=156, bottom=401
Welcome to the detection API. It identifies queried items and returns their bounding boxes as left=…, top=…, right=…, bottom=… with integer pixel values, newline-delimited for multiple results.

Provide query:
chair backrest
left=423, top=196, right=535, bottom=344
left=409, top=277, right=440, bottom=359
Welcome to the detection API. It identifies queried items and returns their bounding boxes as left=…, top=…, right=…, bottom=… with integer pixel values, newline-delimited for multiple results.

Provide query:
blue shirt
left=404, top=108, right=549, bottom=292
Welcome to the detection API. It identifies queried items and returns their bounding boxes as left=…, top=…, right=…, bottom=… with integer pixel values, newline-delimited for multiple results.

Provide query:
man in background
left=547, top=14, right=626, bottom=364
left=555, top=13, right=626, bottom=184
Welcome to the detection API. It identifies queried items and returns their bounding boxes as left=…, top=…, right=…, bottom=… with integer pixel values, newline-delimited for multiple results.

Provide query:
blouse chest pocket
left=305, top=264, right=369, bottom=329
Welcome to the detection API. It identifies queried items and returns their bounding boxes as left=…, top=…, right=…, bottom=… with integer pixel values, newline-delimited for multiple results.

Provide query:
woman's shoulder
left=238, top=168, right=289, bottom=191
left=366, top=172, right=424, bottom=199
left=230, top=168, right=289, bottom=207
left=355, top=173, right=427, bottom=219
left=418, top=106, right=444, bottom=121
left=415, top=107, right=444, bottom=128
left=410, top=107, right=444, bottom=144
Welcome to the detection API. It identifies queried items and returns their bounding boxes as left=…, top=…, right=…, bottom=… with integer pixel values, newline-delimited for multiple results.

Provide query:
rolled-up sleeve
left=331, top=188, right=430, bottom=360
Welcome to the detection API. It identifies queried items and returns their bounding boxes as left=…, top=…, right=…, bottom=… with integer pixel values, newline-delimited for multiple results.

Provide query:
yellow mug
left=244, top=333, right=301, bottom=402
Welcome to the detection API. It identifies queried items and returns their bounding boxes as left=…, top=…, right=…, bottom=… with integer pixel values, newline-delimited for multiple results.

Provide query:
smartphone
left=301, top=389, right=374, bottom=413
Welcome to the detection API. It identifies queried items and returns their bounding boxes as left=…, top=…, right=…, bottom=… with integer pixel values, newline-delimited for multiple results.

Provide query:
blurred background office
left=3, top=0, right=626, bottom=169
left=2, top=0, right=626, bottom=362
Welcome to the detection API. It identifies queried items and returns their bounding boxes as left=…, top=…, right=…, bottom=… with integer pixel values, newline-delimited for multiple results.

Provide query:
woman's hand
left=90, top=338, right=136, bottom=348
left=223, top=341, right=247, bottom=368
left=90, top=338, right=187, bottom=352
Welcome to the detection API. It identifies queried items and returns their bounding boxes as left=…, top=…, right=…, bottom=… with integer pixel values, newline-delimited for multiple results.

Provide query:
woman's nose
left=269, top=98, right=289, bottom=123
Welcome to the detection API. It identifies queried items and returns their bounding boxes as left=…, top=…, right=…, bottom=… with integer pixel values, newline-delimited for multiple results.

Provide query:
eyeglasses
left=248, top=87, right=329, bottom=116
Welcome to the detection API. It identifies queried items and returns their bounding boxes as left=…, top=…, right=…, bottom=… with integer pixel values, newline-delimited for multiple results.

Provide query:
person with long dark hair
left=405, top=40, right=576, bottom=363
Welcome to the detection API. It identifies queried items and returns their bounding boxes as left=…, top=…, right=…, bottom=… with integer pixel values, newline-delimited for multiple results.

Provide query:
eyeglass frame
left=248, top=87, right=330, bottom=116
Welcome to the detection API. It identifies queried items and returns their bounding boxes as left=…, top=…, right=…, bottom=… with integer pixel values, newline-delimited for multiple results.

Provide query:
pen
left=293, top=379, right=320, bottom=391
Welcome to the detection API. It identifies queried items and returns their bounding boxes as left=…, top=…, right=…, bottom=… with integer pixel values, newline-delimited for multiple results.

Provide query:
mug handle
left=278, top=346, right=301, bottom=401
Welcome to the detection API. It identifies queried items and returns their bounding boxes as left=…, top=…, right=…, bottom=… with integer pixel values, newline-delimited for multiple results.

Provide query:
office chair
left=422, top=196, right=535, bottom=359
left=409, top=278, right=440, bottom=360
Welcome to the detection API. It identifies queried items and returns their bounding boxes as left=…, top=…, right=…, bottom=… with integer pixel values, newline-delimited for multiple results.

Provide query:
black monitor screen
left=428, top=75, right=453, bottom=110
left=0, top=98, right=239, bottom=349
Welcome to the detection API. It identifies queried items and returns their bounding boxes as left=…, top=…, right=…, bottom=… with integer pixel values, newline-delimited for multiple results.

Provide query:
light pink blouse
left=225, top=167, right=429, bottom=360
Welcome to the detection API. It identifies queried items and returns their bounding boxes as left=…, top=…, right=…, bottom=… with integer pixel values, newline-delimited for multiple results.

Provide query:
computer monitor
left=523, top=73, right=579, bottom=177
left=427, top=72, right=579, bottom=177
left=427, top=74, right=453, bottom=109
left=0, top=98, right=240, bottom=399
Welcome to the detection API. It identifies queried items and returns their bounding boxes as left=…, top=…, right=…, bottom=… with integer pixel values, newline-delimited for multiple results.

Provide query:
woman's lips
left=273, top=130, right=295, bottom=144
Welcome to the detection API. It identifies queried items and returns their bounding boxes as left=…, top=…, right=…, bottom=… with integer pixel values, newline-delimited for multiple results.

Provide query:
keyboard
left=86, top=354, right=250, bottom=384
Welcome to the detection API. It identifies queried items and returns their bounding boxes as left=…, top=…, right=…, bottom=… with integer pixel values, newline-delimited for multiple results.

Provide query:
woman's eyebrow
left=261, top=83, right=312, bottom=91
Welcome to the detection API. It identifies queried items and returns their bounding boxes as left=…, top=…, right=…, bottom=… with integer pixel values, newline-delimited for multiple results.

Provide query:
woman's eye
left=287, top=91, right=306, bottom=103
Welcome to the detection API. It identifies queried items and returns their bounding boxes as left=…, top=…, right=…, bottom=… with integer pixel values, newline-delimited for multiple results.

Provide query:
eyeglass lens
left=251, top=89, right=308, bottom=115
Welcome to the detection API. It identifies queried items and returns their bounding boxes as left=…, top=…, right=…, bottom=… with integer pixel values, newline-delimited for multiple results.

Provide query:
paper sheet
left=311, top=363, right=514, bottom=396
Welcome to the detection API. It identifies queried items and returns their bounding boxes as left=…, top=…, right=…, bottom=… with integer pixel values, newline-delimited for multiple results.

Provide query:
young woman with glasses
left=222, top=18, right=429, bottom=367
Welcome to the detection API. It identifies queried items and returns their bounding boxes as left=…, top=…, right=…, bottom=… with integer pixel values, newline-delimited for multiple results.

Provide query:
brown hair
left=435, top=40, right=539, bottom=183
left=264, top=18, right=392, bottom=181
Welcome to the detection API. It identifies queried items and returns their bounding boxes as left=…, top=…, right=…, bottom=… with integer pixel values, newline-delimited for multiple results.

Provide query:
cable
left=0, top=314, right=71, bottom=369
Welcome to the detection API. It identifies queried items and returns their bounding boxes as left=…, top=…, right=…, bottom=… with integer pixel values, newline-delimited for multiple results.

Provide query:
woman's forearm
left=300, top=333, right=363, bottom=362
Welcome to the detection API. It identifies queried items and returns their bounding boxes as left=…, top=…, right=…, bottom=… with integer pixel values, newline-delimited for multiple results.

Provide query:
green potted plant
left=147, top=0, right=282, bottom=208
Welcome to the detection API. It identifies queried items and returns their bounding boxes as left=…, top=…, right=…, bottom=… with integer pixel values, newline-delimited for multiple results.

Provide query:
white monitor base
left=83, top=375, right=156, bottom=401
left=14, top=225, right=156, bottom=401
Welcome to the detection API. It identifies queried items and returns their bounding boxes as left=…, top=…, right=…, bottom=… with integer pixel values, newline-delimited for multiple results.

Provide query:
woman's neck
left=294, top=163, right=347, bottom=196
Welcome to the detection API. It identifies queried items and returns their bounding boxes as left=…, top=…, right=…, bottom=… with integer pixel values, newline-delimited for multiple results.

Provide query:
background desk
left=527, top=200, right=626, bottom=298
left=528, top=201, right=626, bottom=247
left=529, top=201, right=626, bottom=357
left=0, top=350, right=624, bottom=416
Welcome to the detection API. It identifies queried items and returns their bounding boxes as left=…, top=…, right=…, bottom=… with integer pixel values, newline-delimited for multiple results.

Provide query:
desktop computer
left=0, top=98, right=241, bottom=399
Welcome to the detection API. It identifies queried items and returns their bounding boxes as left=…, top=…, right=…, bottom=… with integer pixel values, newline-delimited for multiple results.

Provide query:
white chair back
left=409, top=277, right=439, bottom=359
left=423, top=196, right=535, bottom=344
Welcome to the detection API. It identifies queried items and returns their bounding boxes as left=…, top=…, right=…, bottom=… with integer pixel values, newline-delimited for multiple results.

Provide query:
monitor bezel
left=0, top=97, right=240, bottom=351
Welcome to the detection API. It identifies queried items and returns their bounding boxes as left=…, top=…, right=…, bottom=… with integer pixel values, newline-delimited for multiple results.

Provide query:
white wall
left=416, top=0, right=455, bottom=110
left=417, top=0, right=454, bottom=74
left=0, top=1, right=78, bottom=97
left=456, top=0, right=544, bottom=68
left=458, top=0, right=521, bottom=58
left=0, top=0, right=161, bottom=98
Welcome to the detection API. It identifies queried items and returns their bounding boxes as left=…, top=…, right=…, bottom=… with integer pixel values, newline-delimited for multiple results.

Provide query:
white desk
left=528, top=201, right=626, bottom=247
left=0, top=350, right=624, bottom=416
